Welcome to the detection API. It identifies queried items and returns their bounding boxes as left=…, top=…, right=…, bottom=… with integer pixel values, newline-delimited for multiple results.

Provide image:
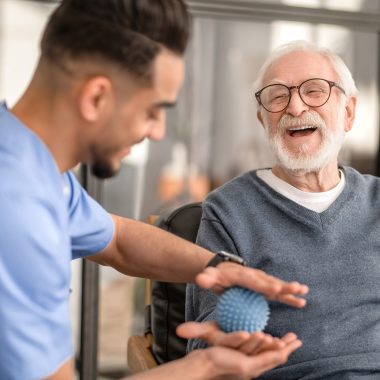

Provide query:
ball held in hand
left=216, top=286, right=270, bottom=333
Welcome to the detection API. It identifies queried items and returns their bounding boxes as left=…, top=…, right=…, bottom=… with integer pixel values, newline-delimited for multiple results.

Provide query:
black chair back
left=150, top=202, right=202, bottom=364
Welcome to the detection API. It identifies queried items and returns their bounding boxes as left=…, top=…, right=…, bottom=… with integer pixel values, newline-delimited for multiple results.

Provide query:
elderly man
left=186, top=40, right=380, bottom=379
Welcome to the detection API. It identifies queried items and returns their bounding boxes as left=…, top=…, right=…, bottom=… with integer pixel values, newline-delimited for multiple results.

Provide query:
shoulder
left=341, top=166, right=380, bottom=205
left=201, top=170, right=262, bottom=220
left=204, top=170, right=262, bottom=208
left=342, top=166, right=380, bottom=188
left=0, top=108, right=63, bottom=198
left=206, top=170, right=258, bottom=201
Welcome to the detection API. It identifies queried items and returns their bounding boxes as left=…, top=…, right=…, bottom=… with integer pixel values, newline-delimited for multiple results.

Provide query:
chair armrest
left=127, top=334, right=158, bottom=373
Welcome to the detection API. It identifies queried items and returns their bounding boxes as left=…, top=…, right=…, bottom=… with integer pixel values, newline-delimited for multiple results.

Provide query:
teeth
left=288, top=125, right=316, bottom=131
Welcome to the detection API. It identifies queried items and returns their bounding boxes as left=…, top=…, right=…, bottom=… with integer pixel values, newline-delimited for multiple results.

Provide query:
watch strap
left=206, top=250, right=246, bottom=267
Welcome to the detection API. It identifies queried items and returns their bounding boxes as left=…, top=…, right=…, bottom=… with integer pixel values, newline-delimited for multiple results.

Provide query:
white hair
left=253, top=40, right=358, bottom=99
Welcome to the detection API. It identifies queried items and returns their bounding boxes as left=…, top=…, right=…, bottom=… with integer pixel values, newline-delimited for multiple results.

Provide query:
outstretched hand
left=196, top=262, right=309, bottom=308
left=177, top=321, right=299, bottom=356
left=177, top=321, right=302, bottom=379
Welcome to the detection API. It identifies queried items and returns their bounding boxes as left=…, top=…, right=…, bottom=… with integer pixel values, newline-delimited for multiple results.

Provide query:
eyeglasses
left=255, top=78, right=346, bottom=113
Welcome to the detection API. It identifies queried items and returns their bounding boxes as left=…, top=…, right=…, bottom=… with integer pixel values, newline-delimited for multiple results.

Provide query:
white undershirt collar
left=256, top=168, right=345, bottom=213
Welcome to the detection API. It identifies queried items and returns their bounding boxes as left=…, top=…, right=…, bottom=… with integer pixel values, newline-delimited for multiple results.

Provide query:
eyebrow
left=153, top=101, right=176, bottom=109
left=267, top=78, right=290, bottom=86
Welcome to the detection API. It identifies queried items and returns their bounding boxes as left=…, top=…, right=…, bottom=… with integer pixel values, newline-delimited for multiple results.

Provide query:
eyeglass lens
left=259, top=79, right=331, bottom=112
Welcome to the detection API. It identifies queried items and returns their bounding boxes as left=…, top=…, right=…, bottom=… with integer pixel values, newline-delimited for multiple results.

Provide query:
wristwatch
left=206, top=250, right=246, bottom=267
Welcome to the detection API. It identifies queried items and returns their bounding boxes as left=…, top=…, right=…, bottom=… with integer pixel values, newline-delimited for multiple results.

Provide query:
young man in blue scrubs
left=0, top=1, right=308, bottom=379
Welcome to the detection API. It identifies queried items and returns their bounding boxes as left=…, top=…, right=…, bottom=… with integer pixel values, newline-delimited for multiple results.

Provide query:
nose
left=285, top=89, right=309, bottom=117
left=148, top=111, right=166, bottom=141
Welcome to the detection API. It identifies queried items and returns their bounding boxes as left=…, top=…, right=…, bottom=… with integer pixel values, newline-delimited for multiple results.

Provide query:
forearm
left=91, top=214, right=213, bottom=283
left=45, top=359, right=74, bottom=380
left=125, top=351, right=211, bottom=380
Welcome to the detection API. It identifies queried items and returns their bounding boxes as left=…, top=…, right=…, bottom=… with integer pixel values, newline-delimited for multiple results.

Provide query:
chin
left=90, top=161, right=121, bottom=179
left=278, top=157, right=327, bottom=174
left=273, top=140, right=337, bottom=173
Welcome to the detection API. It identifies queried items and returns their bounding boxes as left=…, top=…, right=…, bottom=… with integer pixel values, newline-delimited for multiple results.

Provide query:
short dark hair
left=40, top=0, right=191, bottom=83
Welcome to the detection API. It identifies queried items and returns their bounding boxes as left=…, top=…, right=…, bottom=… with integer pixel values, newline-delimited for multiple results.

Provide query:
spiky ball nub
left=216, top=286, right=270, bottom=333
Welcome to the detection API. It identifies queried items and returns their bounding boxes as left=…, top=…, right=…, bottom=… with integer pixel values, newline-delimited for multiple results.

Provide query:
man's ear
left=78, top=76, right=113, bottom=122
left=344, top=96, right=356, bottom=132
left=257, top=110, right=265, bottom=128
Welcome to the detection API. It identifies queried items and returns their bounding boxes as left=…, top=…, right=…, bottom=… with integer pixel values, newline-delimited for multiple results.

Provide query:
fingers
left=178, top=320, right=303, bottom=379
left=280, top=332, right=298, bottom=344
left=281, top=337, right=302, bottom=355
left=268, top=293, right=307, bottom=308
left=238, top=333, right=284, bottom=355
left=209, top=330, right=252, bottom=349
left=200, top=336, right=302, bottom=379
left=196, top=263, right=309, bottom=307
left=177, top=321, right=300, bottom=361
left=247, top=338, right=302, bottom=378
left=176, top=321, right=218, bottom=339
left=238, top=331, right=300, bottom=356
left=177, top=321, right=251, bottom=348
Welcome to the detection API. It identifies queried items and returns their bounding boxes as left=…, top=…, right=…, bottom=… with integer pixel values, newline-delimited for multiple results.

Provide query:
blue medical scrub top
left=0, top=102, right=114, bottom=379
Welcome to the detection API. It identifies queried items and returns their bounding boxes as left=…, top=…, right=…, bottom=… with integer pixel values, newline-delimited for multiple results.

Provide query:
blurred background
left=1, top=0, right=380, bottom=378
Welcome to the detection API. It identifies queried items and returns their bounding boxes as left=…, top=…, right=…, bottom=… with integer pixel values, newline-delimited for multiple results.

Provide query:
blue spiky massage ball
left=216, top=286, right=270, bottom=333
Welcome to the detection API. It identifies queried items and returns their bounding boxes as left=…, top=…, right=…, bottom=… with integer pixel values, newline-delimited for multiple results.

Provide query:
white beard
left=264, top=108, right=346, bottom=174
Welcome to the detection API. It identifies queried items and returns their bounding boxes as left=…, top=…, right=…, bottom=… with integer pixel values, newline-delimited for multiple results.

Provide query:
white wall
left=0, top=0, right=55, bottom=105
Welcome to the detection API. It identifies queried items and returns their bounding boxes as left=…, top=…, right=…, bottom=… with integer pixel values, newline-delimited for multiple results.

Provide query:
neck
left=272, top=161, right=341, bottom=192
left=11, top=70, right=82, bottom=173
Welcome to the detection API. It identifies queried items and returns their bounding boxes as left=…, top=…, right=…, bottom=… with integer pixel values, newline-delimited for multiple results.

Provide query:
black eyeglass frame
left=255, top=78, right=346, bottom=113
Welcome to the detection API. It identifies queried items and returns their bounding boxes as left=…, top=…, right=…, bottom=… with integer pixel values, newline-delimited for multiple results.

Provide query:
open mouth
left=287, top=125, right=318, bottom=137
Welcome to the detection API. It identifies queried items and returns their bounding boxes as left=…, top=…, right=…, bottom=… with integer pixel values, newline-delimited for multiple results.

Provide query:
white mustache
left=277, top=111, right=326, bottom=132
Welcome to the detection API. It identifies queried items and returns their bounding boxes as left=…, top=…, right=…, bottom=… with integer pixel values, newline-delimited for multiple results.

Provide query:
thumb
left=176, top=321, right=218, bottom=339
left=195, top=267, right=224, bottom=290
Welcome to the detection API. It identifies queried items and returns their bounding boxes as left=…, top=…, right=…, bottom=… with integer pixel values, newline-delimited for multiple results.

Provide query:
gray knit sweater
left=186, top=166, right=380, bottom=379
